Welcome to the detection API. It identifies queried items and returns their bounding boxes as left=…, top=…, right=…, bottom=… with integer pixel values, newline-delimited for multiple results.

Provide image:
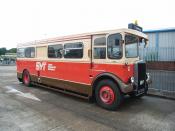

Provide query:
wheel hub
left=99, top=86, right=115, bottom=104
left=24, top=73, right=29, bottom=84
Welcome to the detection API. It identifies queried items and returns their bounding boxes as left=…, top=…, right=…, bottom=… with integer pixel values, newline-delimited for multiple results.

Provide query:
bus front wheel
left=22, top=70, right=31, bottom=87
left=95, top=79, right=123, bottom=110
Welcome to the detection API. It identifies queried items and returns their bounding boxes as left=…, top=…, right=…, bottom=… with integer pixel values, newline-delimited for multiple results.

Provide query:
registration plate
left=137, top=88, right=145, bottom=94
left=140, top=80, right=144, bottom=85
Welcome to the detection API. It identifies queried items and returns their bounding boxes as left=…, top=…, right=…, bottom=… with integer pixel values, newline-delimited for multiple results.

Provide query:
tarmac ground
left=0, top=66, right=175, bottom=131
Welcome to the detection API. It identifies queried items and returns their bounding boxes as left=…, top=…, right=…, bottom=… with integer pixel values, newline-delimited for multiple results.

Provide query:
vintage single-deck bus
left=16, top=24, right=151, bottom=110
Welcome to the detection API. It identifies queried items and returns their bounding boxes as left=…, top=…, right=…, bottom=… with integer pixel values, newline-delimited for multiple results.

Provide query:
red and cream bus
left=16, top=25, right=151, bottom=110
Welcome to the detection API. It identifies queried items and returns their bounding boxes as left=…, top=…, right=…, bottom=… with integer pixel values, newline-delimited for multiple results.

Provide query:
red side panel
left=17, top=60, right=91, bottom=84
left=91, top=63, right=134, bottom=84
left=16, top=60, right=134, bottom=85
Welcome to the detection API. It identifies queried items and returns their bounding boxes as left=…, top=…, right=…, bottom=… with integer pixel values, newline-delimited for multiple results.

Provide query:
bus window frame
left=24, top=47, right=36, bottom=58
left=93, top=36, right=107, bottom=59
left=125, top=33, right=139, bottom=58
left=17, top=48, right=25, bottom=58
left=107, top=33, right=123, bottom=60
left=63, top=42, right=84, bottom=59
left=48, top=44, right=63, bottom=59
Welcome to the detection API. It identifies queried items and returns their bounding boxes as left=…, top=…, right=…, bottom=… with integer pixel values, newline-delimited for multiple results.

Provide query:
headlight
left=146, top=73, right=152, bottom=84
left=146, top=73, right=150, bottom=80
left=130, top=77, right=134, bottom=83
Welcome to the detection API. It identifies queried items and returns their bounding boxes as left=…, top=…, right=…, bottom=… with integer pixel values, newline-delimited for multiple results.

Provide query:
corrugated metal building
left=140, top=28, right=175, bottom=61
left=142, top=29, right=175, bottom=99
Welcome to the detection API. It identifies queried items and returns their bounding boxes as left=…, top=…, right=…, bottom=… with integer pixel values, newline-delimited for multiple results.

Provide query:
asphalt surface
left=0, top=66, right=175, bottom=131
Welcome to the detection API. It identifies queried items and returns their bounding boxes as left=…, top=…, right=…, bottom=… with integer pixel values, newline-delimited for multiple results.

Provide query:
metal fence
left=139, top=47, right=175, bottom=61
left=0, top=59, right=16, bottom=66
left=147, top=69, right=175, bottom=99
left=139, top=47, right=175, bottom=99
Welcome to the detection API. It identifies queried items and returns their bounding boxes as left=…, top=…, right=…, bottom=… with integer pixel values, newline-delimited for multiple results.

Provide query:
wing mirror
left=144, top=39, right=148, bottom=48
left=139, top=38, right=148, bottom=48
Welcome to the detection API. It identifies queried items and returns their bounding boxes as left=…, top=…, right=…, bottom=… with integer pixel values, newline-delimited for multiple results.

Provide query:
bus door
left=91, top=35, right=107, bottom=76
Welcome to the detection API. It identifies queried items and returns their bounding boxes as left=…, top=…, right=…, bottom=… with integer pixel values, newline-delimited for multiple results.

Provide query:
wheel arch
left=22, top=69, right=32, bottom=81
left=91, top=72, right=123, bottom=97
left=22, top=69, right=29, bottom=75
left=22, top=68, right=32, bottom=86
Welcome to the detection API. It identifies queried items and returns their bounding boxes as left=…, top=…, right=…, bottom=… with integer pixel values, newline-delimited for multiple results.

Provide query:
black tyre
left=17, top=78, right=22, bottom=82
left=22, top=70, right=31, bottom=87
left=95, top=79, right=123, bottom=110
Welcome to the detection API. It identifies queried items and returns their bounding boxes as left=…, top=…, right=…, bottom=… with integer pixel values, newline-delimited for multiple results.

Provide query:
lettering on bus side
left=36, top=62, right=56, bottom=71
left=36, top=62, right=47, bottom=71
left=48, top=64, right=56, bottom=71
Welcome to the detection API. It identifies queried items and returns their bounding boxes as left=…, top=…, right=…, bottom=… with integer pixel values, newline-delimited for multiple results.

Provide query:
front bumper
left=120, top=73, right=152, bottom=94
left=120, top=83, right=134, bottom=93
left=146, top=73, right=152, bottom=84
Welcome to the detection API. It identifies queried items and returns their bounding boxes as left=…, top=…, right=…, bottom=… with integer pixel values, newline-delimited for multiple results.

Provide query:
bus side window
left=25, top=47, right=35, bottom=58
left=48, top=44, right=63, bottom=58
left=93, top=37, right=106, bottom=59
left=17, top=48, right=25, bottom=58
left=108, top=34, right=122, bottom=59
left=64, top=42, right=83, bottom=59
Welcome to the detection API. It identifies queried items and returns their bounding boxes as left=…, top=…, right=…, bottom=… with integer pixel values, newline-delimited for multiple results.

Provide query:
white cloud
left=0, top=0, right=174, bottom=49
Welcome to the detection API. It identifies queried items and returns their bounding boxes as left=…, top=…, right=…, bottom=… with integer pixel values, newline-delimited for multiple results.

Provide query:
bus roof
left=17, top=28, right=148, bottom=47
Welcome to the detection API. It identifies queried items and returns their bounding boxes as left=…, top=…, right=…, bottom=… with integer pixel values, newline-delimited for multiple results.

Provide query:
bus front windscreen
left=125, top=34, right=139, bottom=58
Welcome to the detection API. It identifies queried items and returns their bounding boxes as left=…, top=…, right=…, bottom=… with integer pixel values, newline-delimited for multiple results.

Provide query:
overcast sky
left=0, top=0, right=174, bottom=49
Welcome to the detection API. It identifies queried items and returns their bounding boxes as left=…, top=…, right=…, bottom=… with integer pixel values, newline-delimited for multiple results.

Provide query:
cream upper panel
left=92, top=32, right=141, bottom=65
left=17, top=28, right=148, bottom=47
left=17, top=28, right=147, bottom=64
left=36, top=46, right=47, bottom=58
left=46, top=38, right=91, bottom=62
left=17, top=38, right=91, bottom=63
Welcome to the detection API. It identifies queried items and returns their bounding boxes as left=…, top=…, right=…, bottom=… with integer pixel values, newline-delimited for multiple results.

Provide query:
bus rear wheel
left=95, top=79, right=123, bottom=110
left=22, top=70, right=31, bottom=87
